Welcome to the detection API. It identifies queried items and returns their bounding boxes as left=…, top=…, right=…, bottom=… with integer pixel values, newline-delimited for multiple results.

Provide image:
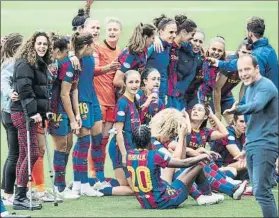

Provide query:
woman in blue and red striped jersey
left=186, top=103, right=248, bottom=199
left=213, top=40, right=251, bottom=124
left=210, top=114, right=247, bottom=177
left=197, top=36, right=226, bottom=106
left=137, top=68, right=165, bottom=125
left=113, top=23, right=156, bottom=90
left=166, top=15, right=197, bottom=111
left=100, top=70, right=141, bottom=196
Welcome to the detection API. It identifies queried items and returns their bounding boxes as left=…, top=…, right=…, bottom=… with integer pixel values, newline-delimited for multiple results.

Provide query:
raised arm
left=213, top=73, right=228, bottom=120
left=208, top=108, right=229, bottom=140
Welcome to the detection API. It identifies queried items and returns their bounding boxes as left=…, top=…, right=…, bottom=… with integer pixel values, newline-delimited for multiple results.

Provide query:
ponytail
left=127, top=23, right=156, bottom=53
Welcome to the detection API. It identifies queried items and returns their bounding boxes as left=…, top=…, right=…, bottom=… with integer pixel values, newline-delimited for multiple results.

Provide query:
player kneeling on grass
left=98, top=70, right=141, bottom=196
left=127, top=122, right=211, bottom=209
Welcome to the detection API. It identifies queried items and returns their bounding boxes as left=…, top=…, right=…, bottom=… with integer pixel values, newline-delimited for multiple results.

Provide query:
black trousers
left=1, top=111, right=19, bottom=194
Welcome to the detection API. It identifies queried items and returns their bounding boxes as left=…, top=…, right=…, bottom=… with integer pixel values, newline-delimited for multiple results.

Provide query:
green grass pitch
left=1, top=1, right=278, bottom=217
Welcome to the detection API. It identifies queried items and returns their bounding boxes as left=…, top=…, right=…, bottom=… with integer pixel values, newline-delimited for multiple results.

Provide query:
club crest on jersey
left=123, top=62, right=131, bottom=69
left=117, top=111, right=125, bottom=116
left=82, top=114, right=87, bottom=120
left=66, top=71, right=73, bottom=77
left=228, top=135, right=235, bottom=140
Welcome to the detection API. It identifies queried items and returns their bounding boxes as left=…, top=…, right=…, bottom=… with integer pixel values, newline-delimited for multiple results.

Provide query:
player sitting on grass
left=127, top=120, right=212, bottom=209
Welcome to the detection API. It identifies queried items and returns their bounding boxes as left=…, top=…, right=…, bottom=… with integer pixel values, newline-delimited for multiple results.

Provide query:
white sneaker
left=196, top=194, right=219, bottom=205
left=81, top=183, right=104, bottom=197
left=211, top=193, right=224, bottom=203
left=92, top=181, right=112, bottom=191
left=55, top=187, right=80, bottom=200
left=233, top=180, right=248, bottom=200
left=36, top=190, right=63, bottom=203
left=226, top=177, right=242, bottom=185
left=3, top=195, right=14, bottom=206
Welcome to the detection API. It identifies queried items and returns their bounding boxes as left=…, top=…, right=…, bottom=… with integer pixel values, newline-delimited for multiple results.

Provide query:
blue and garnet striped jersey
left=187, top=128, right=213, bottom=149
left=167, top=41, right=180, bottom=97
left=127, top=149, right=171, bottom=209
left=220, top=55, right=241, bottom=98
left=51, top=56, right=79, bottom=113
left=137, top=89, right=165, bottom=125
left=118, top=48, right=148, bottom=74
left=210, top=125, right=245, bottom=167
left=114, top=95, right=141, bottom=150
left=78, top=55, right=95, bottom=103
left=198, top=61, right=218, bottom=104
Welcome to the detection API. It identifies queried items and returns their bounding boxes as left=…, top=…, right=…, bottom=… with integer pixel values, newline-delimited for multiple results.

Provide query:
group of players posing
left=1, top=2, right=278, bottom=212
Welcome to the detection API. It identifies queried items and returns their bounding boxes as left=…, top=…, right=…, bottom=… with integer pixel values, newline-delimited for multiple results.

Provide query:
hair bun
left=175, top=14, right=187, bottom=25
left=78, top=9, right=85, bottom=16
left=153, top=14, right=167, bottom=28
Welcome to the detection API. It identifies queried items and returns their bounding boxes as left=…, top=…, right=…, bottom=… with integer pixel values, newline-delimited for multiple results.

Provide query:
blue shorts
left=165, top=96, right=185, bottom=111
left=92, top=94, right=102, bottom=123
left=79, top=101, right=94, bottom=129
left=158, top=179, right=188, bottom=209
left=49, top=112, right=71, bottom=136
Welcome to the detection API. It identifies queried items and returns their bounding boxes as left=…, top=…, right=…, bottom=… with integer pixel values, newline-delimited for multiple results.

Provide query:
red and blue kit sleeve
left=204, top=127, right=214, bottom=142
left=59, top=61, right=77, bottom=84
left=153, top=150, right=171, bottom=168
left=118, top=49, right=136, bottom=73
left=114, top=97, right=127, bottom=122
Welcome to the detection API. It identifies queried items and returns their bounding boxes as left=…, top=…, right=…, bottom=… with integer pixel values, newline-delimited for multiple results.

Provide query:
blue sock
left=224, top=170, right=235, bottom=179
left=73, top=135, right=91, bottom=184
left=88, top=177, right=97, bottom=186
left=105, top=178, right=120, bottom=187
left=91, top=133, right=105, bottom=181
left=99, top=187, right=113, bottom=196
left=53, top=150, right=66, bottom=192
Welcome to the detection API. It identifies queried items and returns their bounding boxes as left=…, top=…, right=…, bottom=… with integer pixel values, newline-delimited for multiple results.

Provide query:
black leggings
left=1, top=111, right=19, bottom=194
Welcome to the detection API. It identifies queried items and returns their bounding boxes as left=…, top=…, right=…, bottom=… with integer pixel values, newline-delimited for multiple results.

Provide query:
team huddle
left=1, top=1, right=279, bottom=217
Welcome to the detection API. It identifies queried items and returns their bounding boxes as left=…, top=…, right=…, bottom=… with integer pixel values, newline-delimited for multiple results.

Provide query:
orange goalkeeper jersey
left=93, top=41, right=121, bottom=106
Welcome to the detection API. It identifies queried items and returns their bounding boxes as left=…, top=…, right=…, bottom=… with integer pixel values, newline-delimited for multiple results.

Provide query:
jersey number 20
left=127, top=166, right=153, bottom=193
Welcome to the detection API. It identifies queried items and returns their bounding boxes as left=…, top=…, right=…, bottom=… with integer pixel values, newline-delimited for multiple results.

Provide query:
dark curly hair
left=72, top=9, right=90, bottom=31
left=132, top=125, right=151, bottom=149
left=14, top=31, right=52, bottom=66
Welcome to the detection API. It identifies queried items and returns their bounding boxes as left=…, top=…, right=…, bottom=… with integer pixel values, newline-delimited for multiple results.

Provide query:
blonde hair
left=106, top=17, right=122, bottom=30
left=149, top=108, right=187, bottom=138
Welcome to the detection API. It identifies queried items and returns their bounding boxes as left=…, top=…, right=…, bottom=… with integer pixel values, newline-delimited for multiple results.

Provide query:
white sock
left=72, top=182, right=81, bottom=191
left=1, top=211, right=9, bottom=217
left=81, top=183, right=91, bottom=191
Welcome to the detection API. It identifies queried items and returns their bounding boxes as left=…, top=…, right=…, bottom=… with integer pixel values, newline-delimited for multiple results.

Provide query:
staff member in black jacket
left=11, top=31, right=52, bottom=210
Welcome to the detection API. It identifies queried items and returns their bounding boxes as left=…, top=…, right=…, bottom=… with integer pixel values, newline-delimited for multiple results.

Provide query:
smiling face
left=237, top=55, right=260, bottom=86
left=191, top=104, right=208, bottom=121
left=159, top=23, right=177, bottom=43
left=143, top=69, right=160, bottom=91
left=180, top=29, right=196, bottom=43
left=208, top=41, right=225, bottom=59
left=106, top=22, right=121, bottom=43
left=191, top=32, right=205, bottom=54
left=35, top=35, right=49, bottom=57
left=125, top=71, right=141, bottom=95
